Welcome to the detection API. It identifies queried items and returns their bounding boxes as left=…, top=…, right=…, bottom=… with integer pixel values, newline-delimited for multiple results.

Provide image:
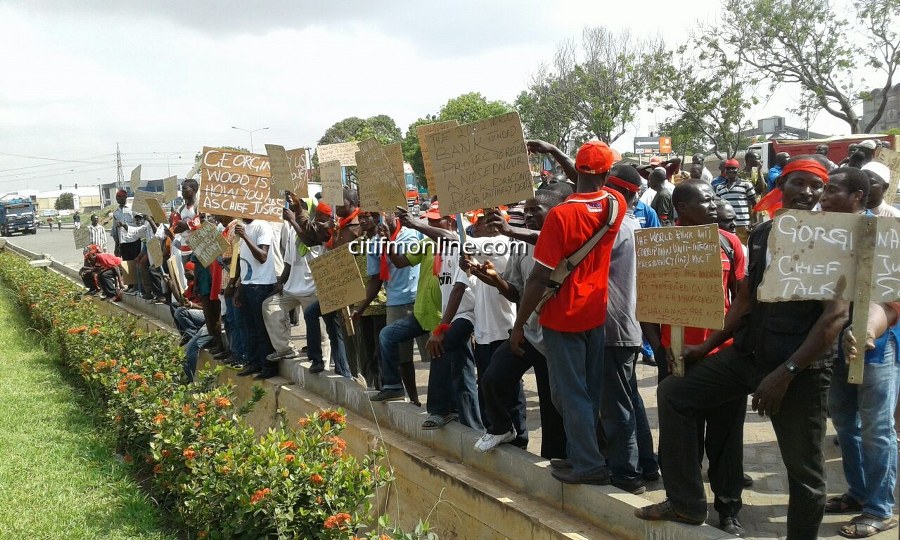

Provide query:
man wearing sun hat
left=510, top=140, right=626, bottom=485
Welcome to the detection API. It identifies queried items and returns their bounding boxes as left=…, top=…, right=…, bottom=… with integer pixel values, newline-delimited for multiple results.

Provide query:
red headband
left=605, top=175, right=640, bottom=193
left=782, top=159, right=829, bottom=183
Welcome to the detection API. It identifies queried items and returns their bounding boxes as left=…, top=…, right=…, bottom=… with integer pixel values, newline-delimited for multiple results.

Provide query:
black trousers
left=657, top=345, right=831, bottom=539
left=119, top=240, right=141, bottom=261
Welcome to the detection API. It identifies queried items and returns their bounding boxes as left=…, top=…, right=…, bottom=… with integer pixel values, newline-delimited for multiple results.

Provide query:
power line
left=0, top=151, right=111, bottom=164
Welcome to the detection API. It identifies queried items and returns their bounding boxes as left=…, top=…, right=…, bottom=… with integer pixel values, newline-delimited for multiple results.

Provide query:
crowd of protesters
left=76, top=138, right=899, bottom=539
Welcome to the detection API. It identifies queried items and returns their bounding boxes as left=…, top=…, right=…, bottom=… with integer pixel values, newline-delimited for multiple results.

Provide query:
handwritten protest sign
left=147, top=239, right=163, bottom=267
left=426, top=112, right=534, bottom=216
left=163, top=175, right=178, bottom=200
left=320, top=160, right=343, bottom=206
left=316, top=142, right=359, bottom=167
left=266, top=144, right=293, bottom=199
left=356, top=138, right=407, bottom=212
left=187, top=221, right=229, bottom=268
left=166, top=255, right=185, bottom=295
left=635, top=224, right=725, bottom=330
left=130, top=165, right=142, bottom=192
left=198, top=147, right=282, bottom=222
left=308, top=245, right=366, bottom=314
left=73, top=227, right=91, bottom=250
left=418, top=120, right=459, bottom=191
left=286, top=148, right=309, bottom=197
left=132, top=190, right=166, bottom=221
left=874, top=147, right=900, bottom=205
left=145, top=197, right=167, bottom=224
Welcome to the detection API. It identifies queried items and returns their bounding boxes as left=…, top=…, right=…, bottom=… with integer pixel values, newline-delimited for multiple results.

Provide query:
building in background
left=35, top=186, right=104, bottom=213
left=861, top=84, right=900, bottom=133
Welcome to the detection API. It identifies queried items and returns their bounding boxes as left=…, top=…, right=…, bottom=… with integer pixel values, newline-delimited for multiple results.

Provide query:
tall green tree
left=55, top=192, right=75, bottom=211
left=436, top=92, right=512, bottom=125
left=317, top=115, right=402, bottom=146
left=712, top=0, right=899, bottom=133
left=515, top=84, right=585, bottom=151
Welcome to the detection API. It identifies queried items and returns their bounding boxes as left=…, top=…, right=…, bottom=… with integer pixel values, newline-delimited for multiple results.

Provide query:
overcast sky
left=0, top=0, right=859, bottom=193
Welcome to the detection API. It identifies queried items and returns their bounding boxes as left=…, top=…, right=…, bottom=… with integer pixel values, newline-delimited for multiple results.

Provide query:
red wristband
left=432, top=323, right=451, bottom=336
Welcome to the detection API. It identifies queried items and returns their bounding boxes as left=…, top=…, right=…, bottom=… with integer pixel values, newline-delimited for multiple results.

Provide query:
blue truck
left=0, top=196, right=37, bottom=236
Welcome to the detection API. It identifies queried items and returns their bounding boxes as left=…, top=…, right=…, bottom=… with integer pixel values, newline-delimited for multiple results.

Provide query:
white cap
left=862, top=161, right=891, bottom=183
left=858, top=139, right=878, bottom=150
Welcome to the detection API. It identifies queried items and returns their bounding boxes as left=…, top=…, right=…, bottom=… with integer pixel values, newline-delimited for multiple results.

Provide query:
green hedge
left=0, top=252, right=434, bottom=540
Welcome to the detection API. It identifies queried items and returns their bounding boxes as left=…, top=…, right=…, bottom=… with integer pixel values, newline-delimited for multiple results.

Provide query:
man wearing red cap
left=637, top=156, right=849, bottom=539
left=511, top=140, right=626, bottom=485
left=714, top=158, right=758, bottom=243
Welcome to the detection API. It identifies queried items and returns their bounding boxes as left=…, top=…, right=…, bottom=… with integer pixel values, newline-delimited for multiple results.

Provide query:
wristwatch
left=783, top=360, right=800, bottom=374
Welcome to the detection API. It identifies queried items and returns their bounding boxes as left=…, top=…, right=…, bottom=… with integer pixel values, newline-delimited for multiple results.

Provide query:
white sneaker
left=474, top=429, right=516, bottom=453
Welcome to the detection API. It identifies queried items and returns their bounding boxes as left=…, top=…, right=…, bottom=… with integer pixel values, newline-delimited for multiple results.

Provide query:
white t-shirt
left=437, top=236, right=475, bottom=324
left=283, top=226, right=320, bottom=296
left=459, top=235, right=516, bottom=344
left=239, top=220, right=277, bottom=285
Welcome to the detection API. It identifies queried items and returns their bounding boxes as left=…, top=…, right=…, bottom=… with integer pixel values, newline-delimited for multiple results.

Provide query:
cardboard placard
left=316, top=141, right=360, bottom=167
left=132, top=190, right=166, bottom=220
left=320, top=160, right=344, bottom=206
left=308, top=245, right=366, bottom=314
left=73, top=227, right=91, bottom=250
left=873, top=147, right=900, bottom=205
left=166, top=255, right=185, bottom=295
left=266, top=144, right=293, bottom=199
left=286, top=148, right=309, bottom=197
left=417, top=120, right=460, bottom=190
left=873, top=216, right=900, bottom=303
left=426, top=112, right=534, bottom=215
left=635, top=223, right=725, bottom=330
left=147, top=239, right=163, bottom=267
left=198, top=147, right=282, bottom=222
left=130, top=165, right=142, bottom=192
left=187, top=221, right=229, bottom=268
left=163, top=175, right=178, bottom=200
left=121, top=260, right=137, bottom=286
left=355, top=138, right=407, bottom=212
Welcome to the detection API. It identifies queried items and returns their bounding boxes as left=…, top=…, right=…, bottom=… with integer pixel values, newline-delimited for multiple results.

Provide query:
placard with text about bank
left=307, top=245, right=366, bottom=315
left=425, top=112, right=534, bottom=216
left=758, top=211, right=900, bottom=303
left=634, top=223, right=725, bottom=330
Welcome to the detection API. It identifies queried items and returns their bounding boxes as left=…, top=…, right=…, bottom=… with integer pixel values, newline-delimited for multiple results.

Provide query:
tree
left=649, top=43, right=757, bottom=159
left=515, top=86, right=586, bottom=151
left=400, top=115, right=438, bottom=183
left=317, top=115, right=402, bottom=146
left=55, top=192, right=75, bottom=211
left=712, top=0, right=900, bottom=134
left=525, top=27, right=664, bottom=144
left=437, top=92, right=512, bottom=125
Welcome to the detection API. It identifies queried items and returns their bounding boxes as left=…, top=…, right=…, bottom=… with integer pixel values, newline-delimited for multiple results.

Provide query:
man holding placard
left=234, top=217, right=278, bottom=379
left=637, top=156, right=848, bottom=540
left=510, top=141, right=625, bottom=485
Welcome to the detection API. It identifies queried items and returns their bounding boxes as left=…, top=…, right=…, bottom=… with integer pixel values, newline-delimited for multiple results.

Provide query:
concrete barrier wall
left=4, top=243, right=735, bottom=540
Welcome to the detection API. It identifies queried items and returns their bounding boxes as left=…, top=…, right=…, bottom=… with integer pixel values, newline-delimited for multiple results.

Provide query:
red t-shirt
left=533, top=188, right=626, bottom=332
left=94, top=253, right=122, bottom=270
left=661, top=229, right=746, bottom=350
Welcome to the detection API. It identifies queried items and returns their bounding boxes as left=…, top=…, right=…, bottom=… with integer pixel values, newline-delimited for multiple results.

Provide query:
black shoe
left=309, top=363, right=325, bottom=374
left=612, top=477, right=647, bottom=494
left=641, top=354, right=657, bottom=366
left=643, top=470, right=661, bottom=481
left=213, top=349, right=230, bottom=360
left=718, top=514, right=745, bottom=537
left=550, top=467, right=610, bottom=485
left=369, top=388, right=405, bottom=401
left=179, top=335, right=191, bottom=346
left=254, top=368, right=278, bottom=380
left=237, top=365, right=261, bottom=377
left=742, top=473, right=753, bottom=487
left=300, top=345, right=309, bottom=353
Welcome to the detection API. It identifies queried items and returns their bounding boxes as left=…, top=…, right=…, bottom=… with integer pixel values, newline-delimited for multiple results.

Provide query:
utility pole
left=116, top=143, right=124, bottom=189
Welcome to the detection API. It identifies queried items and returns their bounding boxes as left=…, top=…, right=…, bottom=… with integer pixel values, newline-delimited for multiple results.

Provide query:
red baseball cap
left=724, top=159, right=740, bottom=168
left=422, top=202, right=444, bottom=220
left=649, top=156, right=662, bottom=166
left=575, top=141, right=615, bottom=175
left=316, top=202, right=333, bottom=215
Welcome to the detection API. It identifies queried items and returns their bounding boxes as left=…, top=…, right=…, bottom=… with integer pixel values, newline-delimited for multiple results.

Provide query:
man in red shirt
left=87, top=251, right=124, bottom=301
left=511, top=140, right=625, bottom=485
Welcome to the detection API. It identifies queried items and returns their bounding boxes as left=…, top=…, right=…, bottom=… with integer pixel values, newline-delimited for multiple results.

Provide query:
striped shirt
left=88, top=224, right=108, bottom=251
left=714, top=180, right=756, bottom=227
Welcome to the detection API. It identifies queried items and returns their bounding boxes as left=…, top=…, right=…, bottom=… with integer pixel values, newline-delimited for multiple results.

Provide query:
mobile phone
left=283, top=192, right=290, bottom=209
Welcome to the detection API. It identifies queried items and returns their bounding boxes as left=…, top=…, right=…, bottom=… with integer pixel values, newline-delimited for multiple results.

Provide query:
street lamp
left=231, top=126, right=269, bottom=153
left=153, top=152, right=181, bottom=176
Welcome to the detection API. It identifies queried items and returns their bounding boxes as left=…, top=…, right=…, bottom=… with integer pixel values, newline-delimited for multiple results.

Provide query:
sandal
left=421, top=413, right=457, bottom=430
left=839, top=513, right=898, bottom=538
left=826, top=493, right=863, bottom=514
left=634, top=499, right=706, bottom=526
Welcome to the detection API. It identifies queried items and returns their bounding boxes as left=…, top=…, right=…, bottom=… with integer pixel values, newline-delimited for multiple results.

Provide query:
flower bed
left=0, top=252, right=434, bottom=540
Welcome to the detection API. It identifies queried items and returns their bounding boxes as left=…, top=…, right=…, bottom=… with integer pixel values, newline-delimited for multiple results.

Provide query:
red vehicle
left=749, top=134, right=898, bottom=173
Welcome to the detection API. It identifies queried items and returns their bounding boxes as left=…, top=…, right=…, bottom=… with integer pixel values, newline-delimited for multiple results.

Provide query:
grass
left=0, top=290, right=176, bottom=540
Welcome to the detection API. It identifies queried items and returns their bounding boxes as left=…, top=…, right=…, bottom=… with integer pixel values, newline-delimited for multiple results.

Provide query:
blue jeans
left=173, top=307, right=205, bottom=340
left=240, top=283, right=275, bottom=368
left=630, top=356, right=658, bottom=476
left=601, top=346, right=642, bottom=483
left=426, top=318, right=483, bottom=431
left=543, top=326, right=607, bottom=476
left=182, top=327, right=211, bottom=381
left=828, top=339, right=899, bottom=518
left=378, top=314, right=427, bottom=391
left=224, top=296, right=247, bottom=362
left=303, top=300, right=350, bottom=377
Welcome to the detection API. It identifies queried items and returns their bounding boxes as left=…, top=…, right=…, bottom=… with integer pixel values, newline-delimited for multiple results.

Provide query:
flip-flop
left=826, top=493, right=863, bottom=513
left=839, top=513, right=898, bottom=538
left=421, top=413, right=457, bottom=430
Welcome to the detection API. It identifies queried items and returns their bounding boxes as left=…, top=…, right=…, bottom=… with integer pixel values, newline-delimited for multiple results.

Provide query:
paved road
left=9, top=230, right=897, bottom=539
